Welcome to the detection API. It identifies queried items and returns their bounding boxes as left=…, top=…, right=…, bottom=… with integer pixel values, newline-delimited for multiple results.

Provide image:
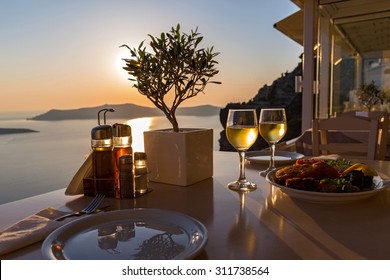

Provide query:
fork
left=55, top=194, right=105, bottom=221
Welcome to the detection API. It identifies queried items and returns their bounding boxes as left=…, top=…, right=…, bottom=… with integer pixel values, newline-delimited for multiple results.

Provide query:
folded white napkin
left=0, top=207, right=69, bottom=256
left=65, top=153, right=92, bottom=196
left=312, top=154, right=343, bottom=161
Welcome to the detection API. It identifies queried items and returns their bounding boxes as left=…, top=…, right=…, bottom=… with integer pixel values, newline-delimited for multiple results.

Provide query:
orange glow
left=0, top=1, right=302, bottom=112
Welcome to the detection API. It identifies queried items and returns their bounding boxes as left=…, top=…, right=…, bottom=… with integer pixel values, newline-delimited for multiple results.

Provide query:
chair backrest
left=335, top=111, right=389, bottom=159
left=312, top=115, right=388, bottom=160
left=337, top=110, right=388, bottom=120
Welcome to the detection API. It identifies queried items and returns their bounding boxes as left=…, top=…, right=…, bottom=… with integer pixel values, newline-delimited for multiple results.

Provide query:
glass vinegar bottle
left=112, top=123, right=133, bottom=198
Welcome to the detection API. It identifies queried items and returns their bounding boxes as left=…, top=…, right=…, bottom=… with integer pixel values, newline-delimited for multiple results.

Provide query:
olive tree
left=121, top=24, right=221, bottom=132
left=356, top=80, right=387, bottom=111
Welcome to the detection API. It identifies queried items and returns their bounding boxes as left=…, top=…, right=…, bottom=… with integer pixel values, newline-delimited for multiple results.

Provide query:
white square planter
left=144, top=128, right=213, bottom=186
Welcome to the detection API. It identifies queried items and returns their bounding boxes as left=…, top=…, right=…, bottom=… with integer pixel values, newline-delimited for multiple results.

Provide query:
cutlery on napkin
left=0, top=207, right=70, bottom=256
left=0, top=205, right=110, bottom=256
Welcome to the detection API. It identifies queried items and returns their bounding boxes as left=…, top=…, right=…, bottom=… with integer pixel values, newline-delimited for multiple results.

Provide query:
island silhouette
left=28, top=103, right=221, bottom=121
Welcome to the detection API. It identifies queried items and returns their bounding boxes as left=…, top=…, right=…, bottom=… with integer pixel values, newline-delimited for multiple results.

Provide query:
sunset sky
left=0, top=0, right=302, bottom=113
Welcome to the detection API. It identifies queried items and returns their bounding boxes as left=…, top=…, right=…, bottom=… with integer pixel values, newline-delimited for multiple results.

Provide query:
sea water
left=0, top=113, right=223, bottom=205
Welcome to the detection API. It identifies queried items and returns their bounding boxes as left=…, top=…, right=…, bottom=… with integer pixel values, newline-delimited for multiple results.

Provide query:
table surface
left=2, top=151, right=390, bottom=260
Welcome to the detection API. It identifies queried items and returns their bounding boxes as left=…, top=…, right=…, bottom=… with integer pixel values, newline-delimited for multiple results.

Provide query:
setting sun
left=115, top=48, right=132, bottom=82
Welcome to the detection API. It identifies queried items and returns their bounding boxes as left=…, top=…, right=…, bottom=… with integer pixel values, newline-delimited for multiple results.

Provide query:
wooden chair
left=337, top=110, right=388, bottom=120
left=312, top=115, right=388, bottom=160
left=336, top=111, right=389, bottom=159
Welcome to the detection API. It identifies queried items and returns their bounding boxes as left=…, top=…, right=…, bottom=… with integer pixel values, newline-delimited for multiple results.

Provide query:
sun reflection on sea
left=125, top=117, right=153, bottom=152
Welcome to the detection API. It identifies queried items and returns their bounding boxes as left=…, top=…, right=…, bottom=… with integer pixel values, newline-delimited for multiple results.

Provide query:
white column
left=302, top=0, right=317, bottom=130
left=319, top=13, right=331, bottom=118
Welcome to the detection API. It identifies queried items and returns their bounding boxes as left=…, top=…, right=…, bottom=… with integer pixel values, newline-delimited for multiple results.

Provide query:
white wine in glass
left=226, top=109, right=258, bottom=191
left=259, top=108, right=287, bottom=177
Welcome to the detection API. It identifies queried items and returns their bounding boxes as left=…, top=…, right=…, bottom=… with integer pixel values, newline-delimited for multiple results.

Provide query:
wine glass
left=259, top=108, right=287, bottom=177
left=226, top=109, right=258, bottom=191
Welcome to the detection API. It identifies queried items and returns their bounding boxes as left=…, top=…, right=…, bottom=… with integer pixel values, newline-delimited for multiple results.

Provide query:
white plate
left=266, top=169, right=388, bottom=203
left=42, top=209, right=207, bottom=260
left=246, top=151, right=304, bottom=165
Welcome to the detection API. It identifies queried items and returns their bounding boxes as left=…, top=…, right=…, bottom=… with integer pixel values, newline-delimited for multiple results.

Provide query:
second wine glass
left=259, top=108, right=287, bottom=177
left=226, top=109, right=258, bottom=191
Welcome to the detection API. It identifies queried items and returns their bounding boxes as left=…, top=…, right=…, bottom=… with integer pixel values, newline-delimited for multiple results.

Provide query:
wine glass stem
left=269, top=143, right=276, bottom=170
left=238, top=151, right=247, bottom=182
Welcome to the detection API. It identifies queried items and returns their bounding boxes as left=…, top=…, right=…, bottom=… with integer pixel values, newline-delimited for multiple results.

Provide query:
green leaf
left=120, top=24, right=221, bottom=131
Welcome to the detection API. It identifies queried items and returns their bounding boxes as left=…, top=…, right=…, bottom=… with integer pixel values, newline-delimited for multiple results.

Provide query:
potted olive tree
left=355, top=80, right=387, bottom=111
left=121, top=24, right=220, bottom=186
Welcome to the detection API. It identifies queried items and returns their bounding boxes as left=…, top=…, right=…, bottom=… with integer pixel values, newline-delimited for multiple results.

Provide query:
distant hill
left=29, top=103, right=221, bottom=121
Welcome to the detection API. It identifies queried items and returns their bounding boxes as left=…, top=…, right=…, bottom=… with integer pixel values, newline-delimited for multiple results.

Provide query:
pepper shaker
left=119, top=154, right=135, bottom=199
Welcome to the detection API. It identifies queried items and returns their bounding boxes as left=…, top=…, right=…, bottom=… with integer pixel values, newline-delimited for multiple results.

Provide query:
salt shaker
left=134, top=152, right=148, bottom=195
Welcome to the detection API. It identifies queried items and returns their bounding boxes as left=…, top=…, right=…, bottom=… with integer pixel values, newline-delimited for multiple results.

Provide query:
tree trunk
left=170, top=116, right=179, bottom=132
left=163, top=111, right=179, bottom=132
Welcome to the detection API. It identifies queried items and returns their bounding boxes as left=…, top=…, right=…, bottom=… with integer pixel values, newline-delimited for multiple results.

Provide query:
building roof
left=275, top=0, right=390, bottom=58
left=274, top=10, right=303, bottom=46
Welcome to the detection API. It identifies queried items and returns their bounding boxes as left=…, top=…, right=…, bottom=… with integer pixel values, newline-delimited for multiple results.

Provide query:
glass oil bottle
left=90, top=108, right=115, bottom=196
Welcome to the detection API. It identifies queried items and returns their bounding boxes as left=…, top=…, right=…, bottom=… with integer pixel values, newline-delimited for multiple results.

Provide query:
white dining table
left=1, top=151, right=390, bottom=260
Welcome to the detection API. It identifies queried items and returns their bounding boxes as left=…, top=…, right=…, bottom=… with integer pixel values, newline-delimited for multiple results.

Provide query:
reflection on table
left=1, top=151, right=390, bottom=260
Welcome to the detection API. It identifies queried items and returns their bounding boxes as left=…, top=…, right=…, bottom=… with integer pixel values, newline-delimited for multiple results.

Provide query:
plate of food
left=266, top=158, right=389, bottom=203
left=41, top=208, right=207, bottom=260
left=246, top=150, right=304, bottom=165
